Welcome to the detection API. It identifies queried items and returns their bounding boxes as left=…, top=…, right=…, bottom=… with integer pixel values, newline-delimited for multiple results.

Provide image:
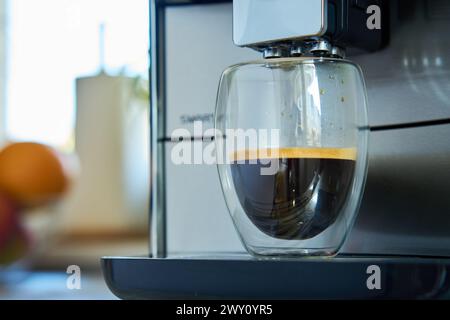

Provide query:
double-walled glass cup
left=215, top=57, right=369, bottom=257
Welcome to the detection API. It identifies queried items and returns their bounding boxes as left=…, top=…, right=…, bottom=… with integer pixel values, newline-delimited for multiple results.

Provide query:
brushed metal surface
left=165, top=3, right=259, bottom=137
left=158, top=0, right=450, bottom=257
left=343, top=124, right=450, bottom=256
left=353, top=0, right=450, bottom=126
left=162, top=125, right=450, bottom=256
left=165, top=141, right=244, bottom=254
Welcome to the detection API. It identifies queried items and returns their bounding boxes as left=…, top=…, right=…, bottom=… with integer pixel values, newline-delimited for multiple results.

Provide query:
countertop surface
left=0, top=270, right=116, bottom=300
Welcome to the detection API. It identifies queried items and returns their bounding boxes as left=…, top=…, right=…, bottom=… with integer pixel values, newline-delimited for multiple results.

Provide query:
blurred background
left=0, top=0, right=150, bottom=299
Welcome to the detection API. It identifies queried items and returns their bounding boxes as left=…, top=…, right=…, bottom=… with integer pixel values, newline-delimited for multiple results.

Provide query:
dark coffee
left=230, top=148, right=356, bottom=240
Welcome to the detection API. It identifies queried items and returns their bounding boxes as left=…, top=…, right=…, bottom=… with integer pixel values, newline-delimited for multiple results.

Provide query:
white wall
left=0, top=0, right=7, bottom=144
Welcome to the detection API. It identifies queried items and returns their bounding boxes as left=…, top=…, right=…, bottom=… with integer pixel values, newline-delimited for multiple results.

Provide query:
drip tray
left=101, top=254, right=450, bottom=299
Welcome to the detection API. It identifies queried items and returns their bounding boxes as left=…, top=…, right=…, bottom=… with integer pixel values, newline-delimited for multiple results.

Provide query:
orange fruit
left=0, top=142, right=71, bottom=208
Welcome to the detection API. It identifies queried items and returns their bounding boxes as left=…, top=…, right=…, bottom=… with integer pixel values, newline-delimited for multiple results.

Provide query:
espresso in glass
left=230, top=147, right=356, bottom=240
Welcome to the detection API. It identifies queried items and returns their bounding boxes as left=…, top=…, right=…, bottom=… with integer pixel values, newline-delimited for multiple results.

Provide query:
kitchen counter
left=0, top=270, right=116, bottom=300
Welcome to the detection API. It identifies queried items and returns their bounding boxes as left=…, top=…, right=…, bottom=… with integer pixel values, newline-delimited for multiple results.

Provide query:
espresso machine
left=102, top=0, right=450, bottom=299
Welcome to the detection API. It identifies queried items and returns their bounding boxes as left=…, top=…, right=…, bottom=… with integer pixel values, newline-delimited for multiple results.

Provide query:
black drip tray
left=101, top=254, right=450, bottom=299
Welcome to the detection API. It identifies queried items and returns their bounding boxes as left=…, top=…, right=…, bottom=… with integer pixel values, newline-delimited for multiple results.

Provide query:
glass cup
left=215, top=57, right=369, bottom=257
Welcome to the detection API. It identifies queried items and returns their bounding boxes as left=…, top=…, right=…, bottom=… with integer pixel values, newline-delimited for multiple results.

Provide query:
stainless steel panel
left=165, top=141, right=244, bottom=254
left=165, top=3, right=259, bottom=137
left=164, top=1, right=450, bottom=132
left=159, top=0, right=450, bottom=257
left=353, top=1, right=450, bottom=126
left=164, top=125, right=450, bottom=256
left=344, top=124, right=450, bottom=256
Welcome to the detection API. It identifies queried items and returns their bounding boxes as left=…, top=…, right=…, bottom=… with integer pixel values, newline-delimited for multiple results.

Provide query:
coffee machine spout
left=233, top=0, right=388, bottom=58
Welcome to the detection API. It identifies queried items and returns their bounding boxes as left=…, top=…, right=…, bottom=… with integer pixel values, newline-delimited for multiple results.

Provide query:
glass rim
left=222, top=57, right=362, bottom=74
